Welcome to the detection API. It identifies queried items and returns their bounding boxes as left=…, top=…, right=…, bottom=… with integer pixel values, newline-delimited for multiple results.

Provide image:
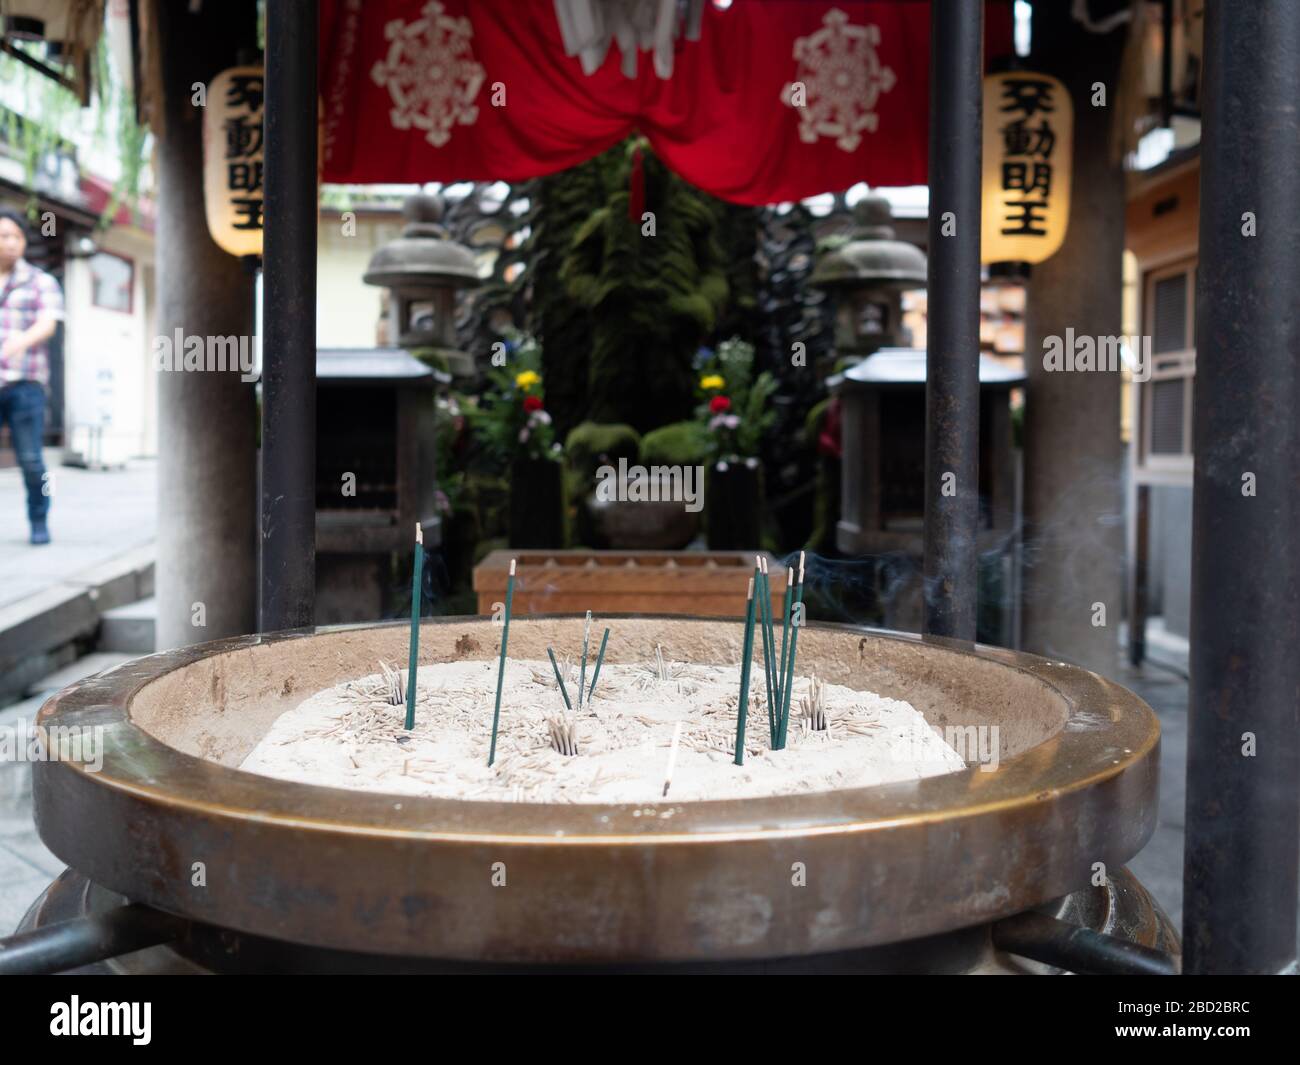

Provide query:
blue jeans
left=0, top=381, right=49, bottom=524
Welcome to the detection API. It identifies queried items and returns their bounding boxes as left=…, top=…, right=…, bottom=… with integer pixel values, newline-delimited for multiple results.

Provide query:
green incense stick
left=753, top=562, right=776, bottom=745
left=488, top=557, right=516, bottom=766
left=734, top=577, right=757, bottom=765
left=777, top=563, right=793, bottom=709
left=404, top=523, right=423, bottom=730
left=588, top=627, right=610, bottom=700
left=577, top=610, right=592, bottom=710
left=758, top=557, right=781, bottom=730
left=547, top=646, right=572, bottom=710
left=776, top=552, right=806, bottom=750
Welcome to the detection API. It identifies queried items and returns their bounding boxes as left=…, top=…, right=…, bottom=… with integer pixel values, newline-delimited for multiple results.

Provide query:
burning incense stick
left=546, top=646, right=572, bottom=711
left=488, top=557, right=516, bottom=766
left=588, top=627, right=610, bottom=700
left=577, top=610, right=592, bottom=710
left=404, top=524, right=423, bottom=730
left=662, top=720, right=683, bottom=797
left=776, top=552, right=806, bottom=750
left=734, top=577, right=757, bottom=765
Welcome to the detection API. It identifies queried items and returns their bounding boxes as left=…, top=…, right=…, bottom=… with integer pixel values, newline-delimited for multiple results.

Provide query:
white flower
left=518, top=427, right=530, bottom=443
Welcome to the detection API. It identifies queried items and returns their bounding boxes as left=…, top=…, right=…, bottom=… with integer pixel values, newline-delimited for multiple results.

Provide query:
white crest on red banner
left=783, top=8, right=896, bottom=152
left=371, top=0, right=486, bottom=148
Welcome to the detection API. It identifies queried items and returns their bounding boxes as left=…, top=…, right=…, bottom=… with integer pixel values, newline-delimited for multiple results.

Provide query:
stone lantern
left=363, top=192, right=481, bottom=378
left=816, top=196, right=1025, bottom=640
left=810, top=194, right=928, bottom=362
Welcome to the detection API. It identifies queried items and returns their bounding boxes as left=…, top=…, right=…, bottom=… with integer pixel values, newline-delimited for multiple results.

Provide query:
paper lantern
left=980, top=71, right=1072, bottom=265
left=203, top=65, right=264, bottom=258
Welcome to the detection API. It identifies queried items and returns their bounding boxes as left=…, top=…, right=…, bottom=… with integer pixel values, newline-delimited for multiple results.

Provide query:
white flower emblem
left=371, top=1, right=486, bottom=148
left=782, top=8, right=896, bottom=152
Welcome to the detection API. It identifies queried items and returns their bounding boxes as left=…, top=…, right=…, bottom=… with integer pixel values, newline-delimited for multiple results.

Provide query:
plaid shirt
left=0, top=258, right=64, bottom=388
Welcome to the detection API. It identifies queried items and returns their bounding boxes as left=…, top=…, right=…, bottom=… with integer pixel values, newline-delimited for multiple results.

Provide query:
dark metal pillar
left=260, top=0, right=318, bottom=631
left=923, top=0, right=983, bottom=640
left=1184, top=0, right=1300, bottom=975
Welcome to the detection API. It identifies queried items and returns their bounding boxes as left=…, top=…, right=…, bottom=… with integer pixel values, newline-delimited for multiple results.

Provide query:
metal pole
left=924, top=0, right=983, bottom=640
left=260, top=0, right=318, bottom=631
left=1184, top=0, right=1300, bottom=975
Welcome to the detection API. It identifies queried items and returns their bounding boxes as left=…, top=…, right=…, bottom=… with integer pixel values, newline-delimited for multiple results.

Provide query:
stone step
left=97, top=597, right=157, bottom=655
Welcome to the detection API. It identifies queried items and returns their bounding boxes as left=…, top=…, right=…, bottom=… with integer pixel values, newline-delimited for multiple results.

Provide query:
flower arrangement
left=694, top=336, right=776, bottom=462
left=471, top=331, right=562, bottom=463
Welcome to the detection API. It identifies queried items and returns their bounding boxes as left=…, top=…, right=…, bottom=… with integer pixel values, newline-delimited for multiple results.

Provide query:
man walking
left=0, top=209, right=63, bottom=545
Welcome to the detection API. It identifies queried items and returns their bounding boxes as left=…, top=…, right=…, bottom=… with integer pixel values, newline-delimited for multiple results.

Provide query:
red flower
left=709, top=395, right=731, bottom=414
left=522, top=395, right=544, bottom=412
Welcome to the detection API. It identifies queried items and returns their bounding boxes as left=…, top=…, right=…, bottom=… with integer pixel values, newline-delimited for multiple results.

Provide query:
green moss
left=564, top=422, right=642, bottom=477
left=640, top=421, right=710, bottom=467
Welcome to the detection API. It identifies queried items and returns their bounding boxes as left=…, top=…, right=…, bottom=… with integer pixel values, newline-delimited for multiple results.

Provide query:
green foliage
left=640, top=421, right=710, bottom=467
left=694, top=337, right=777, bottom=460
left=527, top=154, right=610, bottom=440
left=560, top=141, right=729, bottom=432
left=0, top=38, right=150, bottom=228
left=467, top=330, right=561, bottom=463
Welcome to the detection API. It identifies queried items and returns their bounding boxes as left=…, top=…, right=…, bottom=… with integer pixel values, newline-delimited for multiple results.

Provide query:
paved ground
left=0, top=453, right=156, bottom=611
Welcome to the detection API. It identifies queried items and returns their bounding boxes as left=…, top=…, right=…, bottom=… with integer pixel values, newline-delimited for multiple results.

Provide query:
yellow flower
left=700, top=374, right=725, bottom=390
left=515, top=370, right=541, bottom=392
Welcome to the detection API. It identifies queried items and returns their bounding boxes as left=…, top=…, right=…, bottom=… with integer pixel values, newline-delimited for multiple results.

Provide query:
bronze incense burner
left=24, top=617, right=1175, bottom=972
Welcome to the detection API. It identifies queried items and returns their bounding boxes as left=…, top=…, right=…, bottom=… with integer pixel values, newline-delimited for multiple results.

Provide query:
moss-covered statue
left=560, top=140, right=729, bottom=433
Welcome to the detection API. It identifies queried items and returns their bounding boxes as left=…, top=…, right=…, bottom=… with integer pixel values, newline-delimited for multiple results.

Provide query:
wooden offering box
left=474, top=550, right=788, bottom=617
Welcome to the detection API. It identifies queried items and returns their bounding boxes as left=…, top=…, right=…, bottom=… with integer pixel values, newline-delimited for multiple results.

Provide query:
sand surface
left=239, top=657, right=966, bottom=803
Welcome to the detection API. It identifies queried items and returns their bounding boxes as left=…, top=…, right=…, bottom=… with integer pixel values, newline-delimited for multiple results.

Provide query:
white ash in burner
left=239, top=658, right=966, bottom=804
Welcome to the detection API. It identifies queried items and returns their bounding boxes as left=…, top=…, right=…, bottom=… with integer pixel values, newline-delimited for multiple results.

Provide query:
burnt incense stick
left=488, top=557, right=516, bottom=766
left=546, top=646, right=572, bottom=711
left=776, top=552, right=806, bottom=750
left=662, top=720, right=683, bottom=798
left=404, top=524, right=423, bottom=730
left=734, top=576, right=757, bottom=765
left=588, top=627, right=610, bottom=700
left=577, top=610, right=592, bottom=710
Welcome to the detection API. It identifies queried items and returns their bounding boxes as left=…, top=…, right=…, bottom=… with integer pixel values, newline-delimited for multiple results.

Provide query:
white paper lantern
left=203, top=65, right=264, bottom=258
left=981, top=71, right=1073, bottom=266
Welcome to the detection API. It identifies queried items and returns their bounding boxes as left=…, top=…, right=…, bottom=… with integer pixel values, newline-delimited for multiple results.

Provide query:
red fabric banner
left=320, top=0, right=1012, bottom=205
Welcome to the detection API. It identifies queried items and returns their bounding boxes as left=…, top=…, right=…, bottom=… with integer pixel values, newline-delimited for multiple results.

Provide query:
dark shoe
left=30, top=522, right=50, bottom=545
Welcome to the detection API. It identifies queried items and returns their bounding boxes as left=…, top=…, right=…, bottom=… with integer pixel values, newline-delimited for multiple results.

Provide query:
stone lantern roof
left=363, top=192, right=482, bottom=293
left=810, top=194, right=928, bottom=291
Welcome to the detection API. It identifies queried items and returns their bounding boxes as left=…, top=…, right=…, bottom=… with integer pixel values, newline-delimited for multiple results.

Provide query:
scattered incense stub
left=662, top=720, right=683, bottom=797
left=379, top=661, right=405, bottom=707
left=799, top=675, right=827, bottom=731
left=547, top=714, right=579, bottom=757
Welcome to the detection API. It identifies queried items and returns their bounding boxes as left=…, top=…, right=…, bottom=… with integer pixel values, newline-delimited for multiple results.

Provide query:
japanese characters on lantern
left=203, top=65, right=265, bottom=257
left=980, top=70, right=1072, bottom=265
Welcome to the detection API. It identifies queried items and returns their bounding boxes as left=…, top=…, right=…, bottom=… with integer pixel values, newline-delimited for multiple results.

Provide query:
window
left=89, top=251, right=133, bottom=313
left=1139, top=260, right=1196, bottom=470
